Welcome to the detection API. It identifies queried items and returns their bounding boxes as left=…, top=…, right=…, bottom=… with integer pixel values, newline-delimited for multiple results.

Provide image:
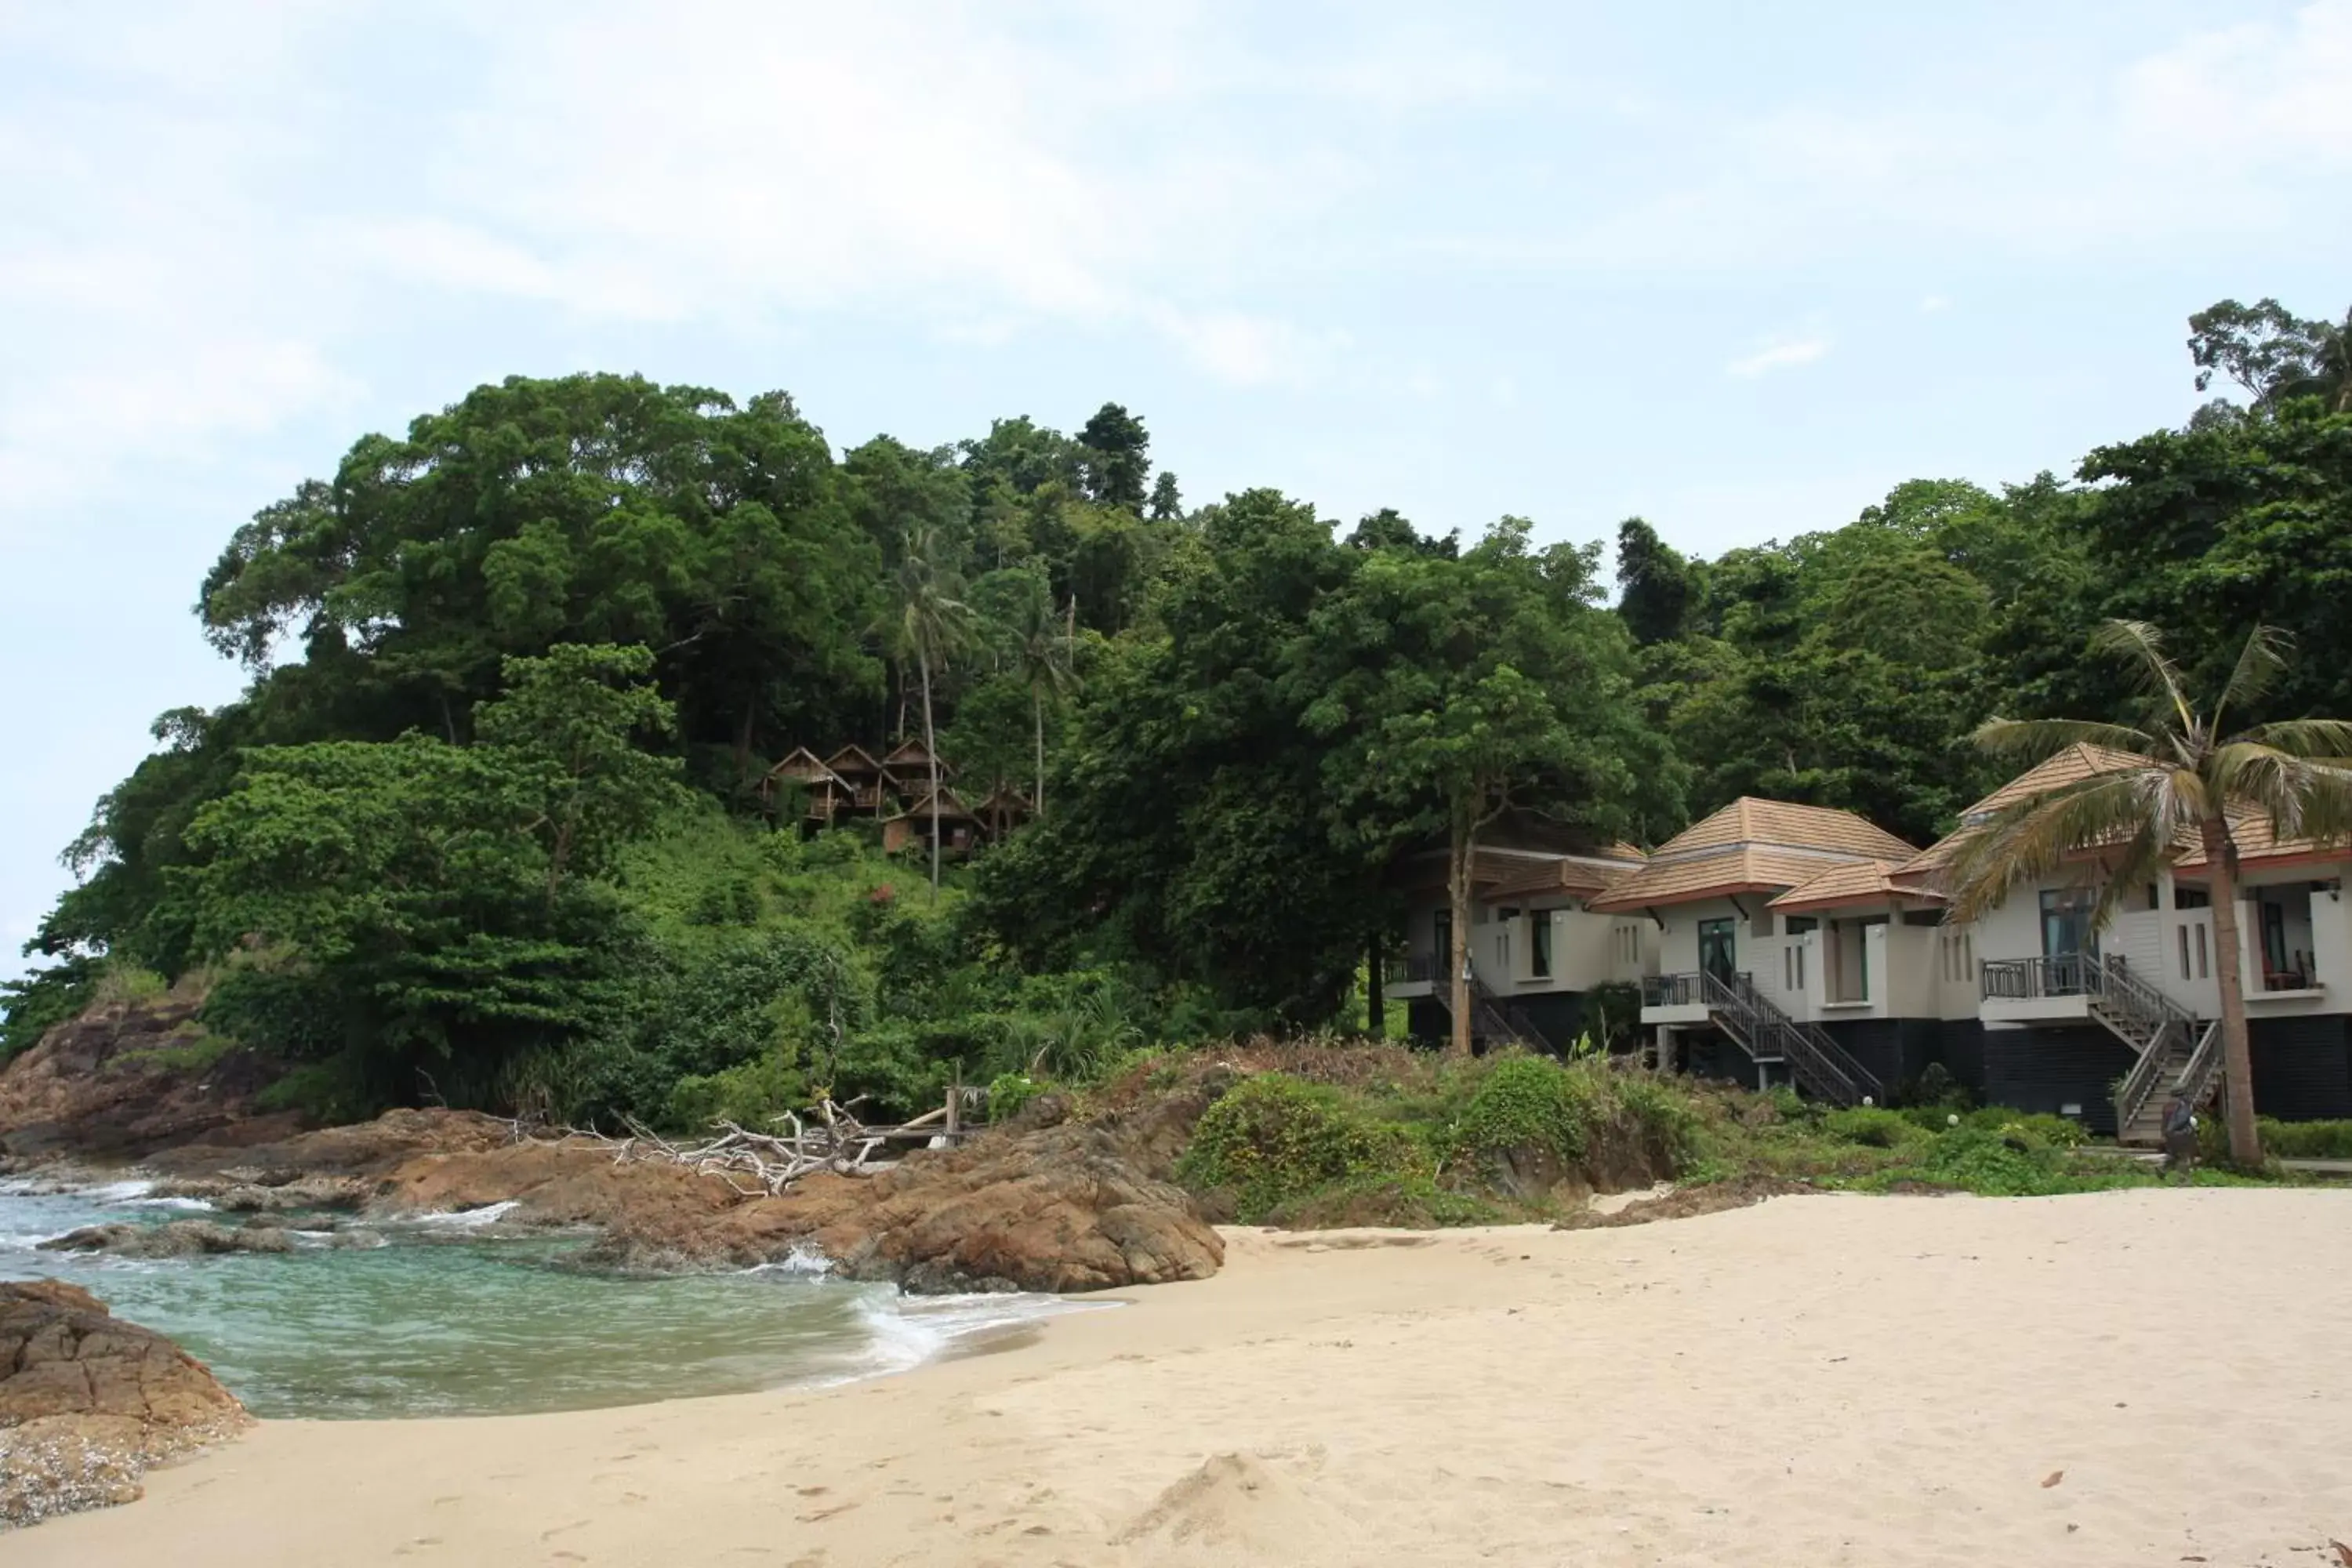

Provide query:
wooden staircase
left=2097, top=957, right=2224, bottom=1145
left=1429, top=968, right=1559, bottom=1054
left=1698, top=971, right=1884, bottom=1109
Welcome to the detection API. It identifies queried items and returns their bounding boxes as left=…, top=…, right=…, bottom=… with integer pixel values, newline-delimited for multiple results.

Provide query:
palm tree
left=1946, top=621, right=2352, bottom=1164
left=889, top=528, right=975, bottom=900
left=1007, top=574, right=1078, bottom=815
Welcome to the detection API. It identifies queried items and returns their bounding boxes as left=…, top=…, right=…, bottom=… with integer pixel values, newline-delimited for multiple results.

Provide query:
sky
left=2, top=0, right=2350, bottom=977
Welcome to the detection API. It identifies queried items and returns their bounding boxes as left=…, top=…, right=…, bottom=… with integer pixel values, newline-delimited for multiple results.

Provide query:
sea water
left=0, top=1176, right=1084, bottom=1420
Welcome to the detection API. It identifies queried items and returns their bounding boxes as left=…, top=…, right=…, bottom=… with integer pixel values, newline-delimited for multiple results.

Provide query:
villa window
left=1532, top=915, right=1553, bottom=980
left=2179, top=925, right=2192, bottom=982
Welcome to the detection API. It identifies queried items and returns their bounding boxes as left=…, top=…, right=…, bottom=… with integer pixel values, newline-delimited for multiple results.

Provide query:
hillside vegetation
left=5, top=297, right=2350, bottom=1131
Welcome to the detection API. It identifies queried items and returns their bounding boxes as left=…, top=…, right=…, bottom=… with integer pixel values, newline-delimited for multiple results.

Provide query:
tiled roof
left=1768, top=859, right=1945, bottom=913
left=1903, top=743, right=2352, bottom=877
left=1486, top=851, right=1653, bottom=904
left=1650, top=797, right=1918, bottom=862
left=1391, top=843, right=1644, bottom=895
left=1585, top=797, right=1919, bottom=910
left=1590, top=847, right=1897, bottom=911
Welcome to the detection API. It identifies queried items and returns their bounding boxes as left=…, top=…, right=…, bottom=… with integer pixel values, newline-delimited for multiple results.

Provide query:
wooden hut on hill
left=882, top=787, right=981, bottom=858
left=760, top=747, right=854, bottom=826
left=823, top=745, right=893, bottom=815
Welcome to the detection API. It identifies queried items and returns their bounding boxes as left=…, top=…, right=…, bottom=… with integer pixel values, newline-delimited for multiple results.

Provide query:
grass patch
left=2258, top=1119, right=2352, bottom=1160
left=1174, top=1073, right=1429, bottom=1223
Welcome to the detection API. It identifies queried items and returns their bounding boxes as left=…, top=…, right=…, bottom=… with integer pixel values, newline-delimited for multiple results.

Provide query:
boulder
left=143, top=1107, right=515, bottom=1183
left=0, top=998, right=300, bottom=1164
left=585, top=1120, right=1225, bottom=1294
left=38, top=1220, right=296, bottom=1258
left=0, top=1279, right=249, bottom=1526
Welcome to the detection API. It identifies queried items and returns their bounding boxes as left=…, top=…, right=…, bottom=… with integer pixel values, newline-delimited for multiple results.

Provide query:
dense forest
left=4, top=297, right=2348, bottom=1129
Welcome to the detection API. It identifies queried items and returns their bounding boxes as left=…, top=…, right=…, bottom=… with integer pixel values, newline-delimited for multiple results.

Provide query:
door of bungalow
left=1697, top=916, right=1737, bottom=988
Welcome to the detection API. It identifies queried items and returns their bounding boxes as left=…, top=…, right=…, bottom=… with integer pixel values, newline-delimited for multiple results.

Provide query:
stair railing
left=2174, top=1018, right=2225, bottom=1110
left=2113, top=1022, right=2183, bottom=1131
left=1700, top=971, right=1885, bottom=1108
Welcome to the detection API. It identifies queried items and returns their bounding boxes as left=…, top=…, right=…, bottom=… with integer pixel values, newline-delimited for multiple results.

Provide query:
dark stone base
left=2250, top=1015, right=2352, bottom=1121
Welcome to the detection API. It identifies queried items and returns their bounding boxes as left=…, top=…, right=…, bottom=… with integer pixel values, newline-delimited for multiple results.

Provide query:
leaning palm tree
left=888, top=528, right=976, bottom=900
left=1007, top=574, right=1078, bottom=815
left=1947, top=621, right=2352, bottom=1164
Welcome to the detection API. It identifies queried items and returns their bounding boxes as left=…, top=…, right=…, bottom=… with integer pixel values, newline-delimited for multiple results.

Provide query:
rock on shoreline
left=0, top=1279, right=249, bottom=1528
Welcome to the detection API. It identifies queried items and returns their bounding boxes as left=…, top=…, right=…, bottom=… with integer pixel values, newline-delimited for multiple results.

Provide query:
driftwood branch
left=516, top=1097, right=957, bottom=1196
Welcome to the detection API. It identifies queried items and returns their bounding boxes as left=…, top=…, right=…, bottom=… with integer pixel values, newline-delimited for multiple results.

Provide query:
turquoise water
left=0, top=1178, right=1080, bottom=1420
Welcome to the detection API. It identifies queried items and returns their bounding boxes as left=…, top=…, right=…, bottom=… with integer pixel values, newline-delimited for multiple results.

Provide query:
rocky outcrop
left=144, top=1107, right=515, bottom=1183
left=584, top=1119, right=1225, bottom=1293
left=38, top=1220, right=296, bottom=1258
left=0, top=998, right=299, bottom=1164
left=0, top=1279, right=249, bottom=1527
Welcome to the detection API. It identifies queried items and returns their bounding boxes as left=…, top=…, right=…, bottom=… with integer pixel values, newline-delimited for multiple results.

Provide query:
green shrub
left=1449, top=1056, right=1592, bottom=1163
left=987, top=1072, right=1046, bottom=1123
left=1893, top=1127, right=2063, bottom=1196
left=1958, top=1109, right=2088, bottom=1149
left=202, top=960, right=347, bottom=1059
left=1898, top=1062, right=1973, bottom=1111
left=1614, top=1073, right=1704, bottom=1168
left=1260, top=1173, right=1508, bottom=1229
left=0, top=956, right=98, bottom=1061
left=2256, top=1118, right=2352, bottom=1160
left=253, top=1054, right=372, bottom=1124
left=664, top=1052, right=808, bottom=1134
left=1174, top=1073, right=1428, bottom=1222
left=1824, top=1106, right=1927, bottom=1149
left=91, top=961, right=169, bottom=1008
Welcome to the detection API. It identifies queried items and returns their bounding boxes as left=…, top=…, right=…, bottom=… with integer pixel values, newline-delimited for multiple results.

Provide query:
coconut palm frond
left=2213, top=743, right=2352, bottom=845
left=1944, top=768, right=2171, bottom=922
left=2236, top=717, right=2352, bottom=761
left=1971, top=717, right=2155, bottom=761
left=2089, top=619, right=2194, bottom=735
left=2213, top=623, right=2290, bottom=735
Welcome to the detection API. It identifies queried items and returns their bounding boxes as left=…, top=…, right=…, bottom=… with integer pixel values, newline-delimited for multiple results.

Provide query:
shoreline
left=6, top=1188, right=2350, bottom=1566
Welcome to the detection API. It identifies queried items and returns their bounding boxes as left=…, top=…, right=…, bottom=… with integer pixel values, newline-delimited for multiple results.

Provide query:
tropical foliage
left=6, top=296, right=2351, bottom=1140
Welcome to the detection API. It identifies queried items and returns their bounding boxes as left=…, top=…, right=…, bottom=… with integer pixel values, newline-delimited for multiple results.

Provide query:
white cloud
left=1920, top=294, right=1953, bottom=314
left=2118, top=1, right=2352, bottom=160
left=1726, top=336, right=1831, bottom=379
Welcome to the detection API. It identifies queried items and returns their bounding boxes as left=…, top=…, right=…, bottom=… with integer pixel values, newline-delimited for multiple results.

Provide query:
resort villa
left=1392, top=748, right=2352, bottom=1141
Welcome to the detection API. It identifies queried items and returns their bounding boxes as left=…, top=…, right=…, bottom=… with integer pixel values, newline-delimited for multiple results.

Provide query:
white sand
left=7, top=1189, right=2350, bottom=1566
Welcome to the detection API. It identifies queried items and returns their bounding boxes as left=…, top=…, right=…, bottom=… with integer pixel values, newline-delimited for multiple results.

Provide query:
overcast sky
left=4, top=0, right=2350, bottom=975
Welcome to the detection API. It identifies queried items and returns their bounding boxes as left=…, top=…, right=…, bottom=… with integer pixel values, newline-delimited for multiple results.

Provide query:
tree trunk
left=1365, top=931, right=1385, bottom=1039
left=1033, top=688, right=1047, bottom=817
left=2201, top=815, right=2263, bottom=1164
left=920, top=649, right=941, bottom=902
left=733, top=696, right=757, bottom=793
left=1448, top=808, right=1475, bottom=1057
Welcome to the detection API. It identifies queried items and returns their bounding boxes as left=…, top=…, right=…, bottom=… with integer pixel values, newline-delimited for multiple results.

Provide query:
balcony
left=1640, top=971, right=1715, bottom=1025
left=1978, top=953, right=2100, bottom=1022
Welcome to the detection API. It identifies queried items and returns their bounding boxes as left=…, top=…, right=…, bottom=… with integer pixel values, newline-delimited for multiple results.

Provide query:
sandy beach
left=6, top=1188, right=2348, bottom=1566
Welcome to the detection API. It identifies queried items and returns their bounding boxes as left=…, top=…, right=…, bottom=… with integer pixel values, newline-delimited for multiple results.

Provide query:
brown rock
left=36, top=1220, right=296, bottom=1258
left=145, top=1107, right=515, bottom=1183
left=587, top=1120, right=1225, bottom=1294
left=0, top=996, right=300, bottom=1164
left=0, top=1279, right=249, bottom=1526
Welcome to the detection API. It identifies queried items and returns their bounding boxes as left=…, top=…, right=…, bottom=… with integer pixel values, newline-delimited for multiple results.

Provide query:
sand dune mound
left=1111, top=1451, right=1360, bottom=1562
